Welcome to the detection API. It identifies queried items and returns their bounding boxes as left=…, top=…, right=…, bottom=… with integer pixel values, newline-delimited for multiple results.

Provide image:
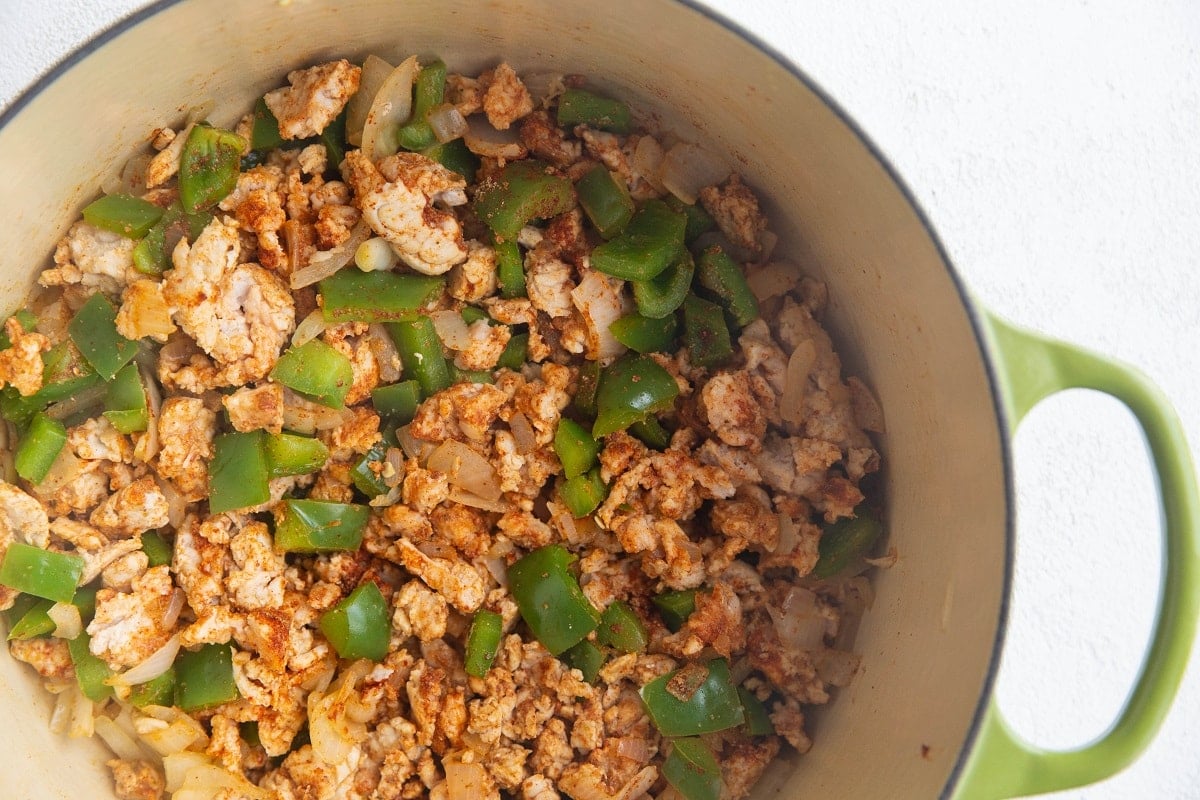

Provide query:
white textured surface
left=2, top=1, right=1198, bottom=797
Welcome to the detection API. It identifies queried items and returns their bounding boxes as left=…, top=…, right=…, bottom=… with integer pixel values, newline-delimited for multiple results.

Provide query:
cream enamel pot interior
left=0, top=2, right=1196, bottom=798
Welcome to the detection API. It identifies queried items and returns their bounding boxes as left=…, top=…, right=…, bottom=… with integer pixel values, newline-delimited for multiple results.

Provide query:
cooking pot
left=0, top=1, right=1195, bottom=798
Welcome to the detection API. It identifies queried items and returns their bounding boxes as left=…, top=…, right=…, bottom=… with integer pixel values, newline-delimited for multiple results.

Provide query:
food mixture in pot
left=0, top=55, right=885, bottom=800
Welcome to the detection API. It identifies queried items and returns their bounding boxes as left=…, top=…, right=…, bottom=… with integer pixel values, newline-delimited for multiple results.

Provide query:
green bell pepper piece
left=554, top=419, right=600, bottom=479
left=591, top=200, right=686, bottom=282
left=249, top=97, right=284, bottom=152
left=682, top=294, right=733, bottom=369
left=318, top=269, right=445, bottom=324
left=141, top=531, right=173, bottom=568
left=640, top=658, right=745, bottom=737
left=559, top=467, right=608, bottom=518
left=208, top=431, right=270, bottom=513
left=274, top=498, right=369, bottom=553
left=556, top=88, right=632, bottom=134
left=270, top=339, right=354, bottom=409
left=14, top=412, right=67, bottom=484
left=609, top=313, right=679, bottom=354
left=451, top=365, right=495, bottom=385
left=7, top=597, right=55, bottom=640
left=474, top=160, right=576, bottom=241
left=662, top=737, right=722, bottom=800
left=812, top=507, right=883, bottom=579
left=386, top=318, right=452, bottom=397
left=422, top=139, right=479, bottom=181
left=321, top=108, right=348, bottom=170
left=103, top=363, right=149, bottom=434
left=495, top=239, right=527, bottom=299
left=396, top=59, right=447, bottom=152
left=72, top=587, right=98, bottom=623
left=179, top=123, right=246, bottom=213
left=508, top=544, right=600, bottom=656
left=738, top=686, right=776, bottom=736
left=665, top=195, right=715, bottom=243
left=371, top=380, right=422, bottom=425
left=319, top=582, right=390, bottom=661
left=350, top=441, right=391, bottom=498
left=592, top=353, right=680, bottom=438
left=464, top=609, right=503, bottom=678
left=652, top=589, right=697, bottom=632
left=632, top=248, right=694, bottom=320
left=129, top=666, right=176, bottom=708
left=175, top=643, right=240, bottom=711
left=596, top=600, right=648, bottom=653
left=68, top=293, right=138, bottom=381
left=459, top=306, right=491, bottom=326
left=561, top=639, right=605, bottom=683
left=576, top=164, right=634, bottom=239
left=573, top=360, right=600, bottom=419
left=264, top=432, right=330, bottom=477
left=82, top=194, right=164, bottom=239
left=132, top=202, right=212, bottom=277
left=696, top=245, right=759, bottom=329
left=496, top=332, right=529, bottom=371
left=69, top=630, right=115, bottom=702
left=629, top=416, right=671, bottom=450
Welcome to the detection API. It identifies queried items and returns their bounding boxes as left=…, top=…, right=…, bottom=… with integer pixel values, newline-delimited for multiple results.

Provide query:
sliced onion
left=780, top=339, right=816, bottom=426
left=69, top=691, right=94, bottom=738
left=482, top=556, right=509, bottom=589
left=631, top=135, right=666, bottom=193
left=49, top=685, right=75, bottom=734
left=463, top=114, right=525, bottom=160
left=776, top=512, right=797, bottom=554
left=44, top=381, right=107, bottom=420
left=430, top=310, right=473, bottom=352
left=445, top=755, right=491, bottom=800
left=814, top=648, right=861, bottom=687
left=102, top=151, right=153, bottom=197
left=521, top=72, right=567, bottom=107
left=508, top=412, right=536, bottom=454
left=660, top=142, right=730, bottom=205
left=163, top=752, right=213, bottom=794
left=396, top=424, right=431, bottom=462
left=282, top=389, right=356, bottom=434
left=292, top=308, right=329, bottom=347
left=745, top=261, right=801, bottom=303
left=362, top=55, right=419, bottom=160
left=615, top=736, right=650, bottom=762
left=547, top=501, right=578, bottom=543
left=135, top=705, right=208, bottom=756
left=847, top=376, right=885, bottom=433
left=111, top=635, right=181, bottom=689
left=347, top=54, right=395, bottom=147
left=427, top=440, right=501, bottom=501
left=48, top=602, right=82, bottom=640
left=428, top=103, right=469, bottom=143
left=290, top=218, right=373, bottom=289
left=768, top=586, right=825, bottom=652
left=447, top=488, right=510, bottom=513
left=174, top=764, right=269, bottom=800
left=155, top=477, right=188, bottom=530
left=368, top=484, right=403, bottom=508
left=368, top=324, right=402, bottom=383
left=309, top=660, right=374, bottom=765
left=94, top=715, right=146, bottom=761
left=37, top=448, right=84, bottom=495
left=134, top=364, right=162, bottom=463
left=571, top=272, right=628, bottom=362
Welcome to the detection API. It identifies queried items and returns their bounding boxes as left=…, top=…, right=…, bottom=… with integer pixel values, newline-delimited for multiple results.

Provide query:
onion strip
left=361, top=55, right=419, bottom=160
left=290, top=219, right=372, bottom=289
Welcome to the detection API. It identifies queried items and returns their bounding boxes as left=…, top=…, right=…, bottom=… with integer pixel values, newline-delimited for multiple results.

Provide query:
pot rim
left=0, top=2, right=1018, bottom=796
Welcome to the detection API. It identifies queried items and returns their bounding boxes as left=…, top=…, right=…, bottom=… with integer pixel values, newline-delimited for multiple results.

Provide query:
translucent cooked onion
left=112, top=634, right=181, bottom=687
left=94, top=715, right=146, bottom=761
left=546, top=501, right=578, bottom=543
left=847, top=376, right=886, bottom=433
left=631, top=135, right=666, bottom=193
left=292, top=309, right=329, bottom=347
left=163, top=752, right=213, bottom=794
left=49, top=685, right=75, bottom=735
left=367, top=324, right=402, bottom=383
left=768, top=586, right=825, bottom=651
left=38, top=448, right=84, bottom=495
left=290, top=219, right=373, bottom=289
left=44, top=381, right=107, bottom=420
left=155, top=477, right=188, bottom=530
left=427, top=440, right=501, bottom=501
left=428, top=103, right=469, bottom=143
left=48, top=602, right=82, bottom=640
left=814, top=648, right=861, bottom=687
left=347, top=54, right=394, bottom=147
left=133, top=364, right=162, bottom=462
left=616, top=736, right=650, bottom=762
left=430, top=310, right=473, bottom=352
left=571, top=272, right=628, bottom=361
left=173, top=764, right=269, bottom=800
left=776, top=512, right=797, bottom=554
left=309, top=660, right=375, bottom=765
left=445, top=755, right=491, bottom=800
left=69, top=691, right=94, bottom=738
left=522, top=72, right=567, bottom=107
left=102, top=151, right=153, bottom=197
left=282, top=389, right=356, bottom=434
left=745, top=261, right=801, bottom=303
left=660, top=142, right=729, bottom=205
left=362, top=55, right=419, bottom=160
left=396, top=425, right=432, bottom=462
left=447, top=488, right=510, bottom=513
left=780, top=339, right=816, bottom=426
left=463, top=115, right=525, bottom=159
left=135, top=705, right=209, bottom=756
left=508, top=412, right=536, bottom=454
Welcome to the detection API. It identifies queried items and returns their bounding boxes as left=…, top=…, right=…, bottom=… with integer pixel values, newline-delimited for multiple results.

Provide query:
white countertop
left=2, top=1, right=1198, bottom=797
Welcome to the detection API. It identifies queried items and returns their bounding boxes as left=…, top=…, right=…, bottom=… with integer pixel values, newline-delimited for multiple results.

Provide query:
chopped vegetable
left=640, top=658, right=745, bottom=736
left=174, top=643, right=239, bottom=712
left=386, top=318, right=452, bottom=397
left=422, top=138, right=479, bottom=181
left=141, top=531, right=173, bottom=568
left=396, top=58, right=447, bottom=152
left=558, top=467, right=608, bottom=518
left=681, top=294, right=733, bottom=369
left=14, top=412, right=67, bottom=484
left=508, top=544, right=600, bottom=656
left=464, top=609, right=503, bottom=678
left=274, top=499, right=369, bottom=553
left=662, top=737, right=722, bottom=800
left=496, top=332, right=529, bottom=371
left=103, top=363, right=149, bottom=434
left=82, top=194, right=164, bottom=239
left=596, top=600, right=648, bottom=653
left=270, top=339, right=354, bottom=408
left=665, top=194, right=716, bottom=243
left=264, top=432, right=330, bottom=477
left=556, top=88, right=632, bottom=134
left=573, top=360, right=600, bottom=419
left=69, top=631, right=115, bottom=702
left=130, top=666, right=176, bottom=708
left=561, top=639, right=605, bottom=683
left=652, top=589, right=697, bottom=632
left=739, top=686, right=776, bottom=736
left=812, top=507, right=883, bottom=579
left=68, top=293, right=138, bottom=381
left=590, top=200, right=686, bottom=281
left=318, top=269, right=444, bottom=323
left=7, top=597, right=55, bottom=640
left=553, top=419, right=600, bottom=479
left=350, top=441, right=390, bottom=498
left=609, top=313, right=679, bottom=354
left=249, top=97, right=285, bottom=152
left=593, top=353, right=680, bottom=438
left=473, top=160, right=575, bottom=241
left=575, top=164, right=634, bottom=238
left=208, top=431, right=270, bottom=513
left=629, top=416, right=671, bottom=450
left=321, top=107, right=348, bottom=168
left=178, top=123, right=245, bottom=213
left=371, top=380, right=422, bottom=425
left=132, top=202, right=211, bottom=276
left=318, top=582, right=390, bottom=661
left=632, top=247, right=694, bottom=320
left=696, top=245, right=760, bottom=329
left=495, top=239, right=527, bottom=298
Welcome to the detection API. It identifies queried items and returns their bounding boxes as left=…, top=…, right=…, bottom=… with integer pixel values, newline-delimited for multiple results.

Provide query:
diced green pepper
left=665, top=195, right=715, bottom=243
left=496, top=332, right=529, bottom=371
left=739, top=686, right=776, bottom=736
left=318, top=269, right=445, bottom=324
left=592, top=353, right=680, bottom=438
left=129, top=666, right=176, bottom=708
left=554, top=419, right=600, bottom=479
left=14, top=412, right=67, bottom=484
left=264, top=432, right=330, bottom=478
left=576, top=164, right=634, bottom=239
left=82, top=194, right=164, bottom=239
left=386, top=318, right=452, bottom=397
left=696, top=245, right=759, bottom=329
left=561, top=639, right=605, bottom=683
left=274, top=498, right=369, bottom=553
left=590, top=200, right=686, bottom=282
left=68, top=293, right=138, bottom=381
left=270, top=339, right=354, bottom=408
left=132, top=203, right=212, bottom=277
left=103, top=363, right=149, bottom=434
left=7, top=597, right=55, bottom=640
left=141, top=531, right=173, bottom=568
left=422, top=139, right=479, bottom=181
left=508, top=544, right=600, bottom=656
left=450, top=365, right=494, bottom=385
left=464, top=609, right=503, bottom=678
left=179, top=124, right=246, bottom=213
left=596, top=600, right=647, bottom=653
left=662, top=737, right=722, bottom=800
left=371, top=381, right=422, bottom=425
left=640, top=658, right=745, bottom=737
left=321, top=108, right=348, bottom=169
left=629, top=416, right=671, bottom=450
left=240, top=721, right=262, bottom=748
left=249, top=98, right=284, bottom=152
left=174, top=643, right=240, bottom=712
left=556, top=88, right=632, bottom=134
left=632, top=249, right=694, bottom=320
left=208, top=431, right=270, bottom=513
left=609, top=313, right=679, bottom=354
left=652, top=589, right=697, bottom=632
left=350, top=441, right=390, bottom=498
left=495, top=239, right=527, bottom=299
left=474, top=160, right=576, bottom=241
left=319, top=582, right=390, bottom=661
left=682, top=294, right=733, bottom=369
left=573, top=360, right=600, bottom=419
left=459, top=306, right=491, bottom=326
left=396, top=59, right=447, bottom=152
left=72, top=587, right=98, bottom=623
left=813, top=507, right=883, bottom=579
left=69, top=631, right=114, bottom=702
left=559, top=467, right=608, bottom=518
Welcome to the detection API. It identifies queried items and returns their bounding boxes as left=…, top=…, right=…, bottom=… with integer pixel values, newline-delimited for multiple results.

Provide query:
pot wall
left=0, top=1, right=1010, bottom=797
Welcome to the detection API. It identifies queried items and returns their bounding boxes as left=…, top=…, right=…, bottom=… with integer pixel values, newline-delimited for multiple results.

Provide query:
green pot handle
left=954, top=310, right=1200, bottom=799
